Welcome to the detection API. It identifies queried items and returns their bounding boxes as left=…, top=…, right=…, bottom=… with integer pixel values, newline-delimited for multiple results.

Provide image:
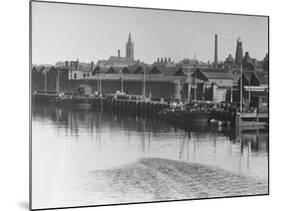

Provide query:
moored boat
left=160, top=108, right=210, bottom=127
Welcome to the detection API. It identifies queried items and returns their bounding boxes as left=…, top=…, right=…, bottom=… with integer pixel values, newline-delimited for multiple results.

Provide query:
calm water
left=32, top=104, right=268, bottom=209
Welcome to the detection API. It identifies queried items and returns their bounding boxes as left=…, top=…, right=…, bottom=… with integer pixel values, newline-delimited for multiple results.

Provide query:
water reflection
left=32, top=104, right=268, bottom=176
left=32, top=104, right=268, bottom=208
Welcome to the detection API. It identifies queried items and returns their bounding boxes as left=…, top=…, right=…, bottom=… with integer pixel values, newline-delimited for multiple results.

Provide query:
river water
left=31, top=104, right=268, bottom=209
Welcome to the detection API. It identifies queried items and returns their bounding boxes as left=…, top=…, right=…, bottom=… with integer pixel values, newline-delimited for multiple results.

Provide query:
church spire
left=126, top=33, right=134, bottom=60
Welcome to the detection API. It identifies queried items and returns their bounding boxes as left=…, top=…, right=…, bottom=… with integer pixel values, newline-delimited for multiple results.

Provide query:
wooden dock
left=32, top=91, right=170, bottom=116
left=32, top=91, right=269, bottom=129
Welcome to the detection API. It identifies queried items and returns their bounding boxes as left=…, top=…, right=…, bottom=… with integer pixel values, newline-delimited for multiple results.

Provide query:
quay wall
left=65, top=79, right=182, bottom=99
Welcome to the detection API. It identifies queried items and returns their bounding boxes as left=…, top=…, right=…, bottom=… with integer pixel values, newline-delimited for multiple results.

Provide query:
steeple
left=126, top=33, right=134, bottom=60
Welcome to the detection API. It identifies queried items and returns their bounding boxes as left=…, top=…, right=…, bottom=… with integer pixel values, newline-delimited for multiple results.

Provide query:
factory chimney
left=118, top=49, right=120, bottom=58
left=214, top=34, right=218, bottom=68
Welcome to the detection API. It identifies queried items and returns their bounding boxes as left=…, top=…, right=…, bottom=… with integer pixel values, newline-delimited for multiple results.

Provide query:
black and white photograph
left=30, top=1, right=269, bottom=210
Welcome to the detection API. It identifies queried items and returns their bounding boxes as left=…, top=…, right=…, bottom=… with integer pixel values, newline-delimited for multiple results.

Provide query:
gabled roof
left=121, top=66, right=132, bottom=74
left=243, top=71, right=254, bottom=81
left=193, top=69, right=232, bottom=80
left=174, top=67, right=186, bottom=76
left=150, top=66, right=162, bottom=74
left=157, top=66, right=178, bottom=76
left=254, top=71, right=269, bottom=85
left=92, top=66, right=107, bottom=74
left=106, top=66, right=118, bottom=74
left=134, top=66, right=144, bottom=74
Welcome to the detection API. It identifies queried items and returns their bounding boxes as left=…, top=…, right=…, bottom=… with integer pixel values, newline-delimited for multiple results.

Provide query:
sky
left=31, top=1, right=268, bottom=65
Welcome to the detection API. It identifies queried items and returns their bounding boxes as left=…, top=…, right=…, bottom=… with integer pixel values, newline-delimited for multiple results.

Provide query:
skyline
left=32, top=2, right=268, bottom=65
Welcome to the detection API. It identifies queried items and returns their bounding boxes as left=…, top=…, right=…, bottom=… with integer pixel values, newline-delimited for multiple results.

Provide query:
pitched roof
left=97, top=56, right=137, bottom=67
left=174, top=67, right=186, bottom=76
left=254, top=71, right=269, bottom=85
left=195, top=69, right=232, bottom=80
left=121, top=66, right=132, bottom=74
left=134, top=66, right=144, bottom=74
left=92, top=66, right=108, bottom=74
left=149, top=66, right=162, bottom=74
left=243, top=71, right=254, bottom=81
left=106, top=66, right=118, bottom=74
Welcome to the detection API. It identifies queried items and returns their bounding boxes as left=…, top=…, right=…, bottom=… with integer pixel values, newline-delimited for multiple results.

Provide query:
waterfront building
left=235, top=37, right=243, bottom=66
left=191, top=69, right=233, bottom=101
left=237, top=71, right=268, bottom=111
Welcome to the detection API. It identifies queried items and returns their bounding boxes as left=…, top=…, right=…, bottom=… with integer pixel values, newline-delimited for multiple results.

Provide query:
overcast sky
left=31, top=1, right=268, bottom=65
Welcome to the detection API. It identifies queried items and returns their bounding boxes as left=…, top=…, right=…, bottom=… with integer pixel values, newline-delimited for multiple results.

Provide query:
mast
left=240, top=64, right=243, bottom=112
left=193, top=54, right=197, bottom=101
left=44, top=69, right=47, bottom=93
left=230, top=67, right=233, bottom=103
left=56, top=67, right=60, bottom=93
left=120, top=68, right=123, bottom=93
left=99, top=68, right=102, bottom=97
left=187, top=66, right=191, bottom=103
left=194, top=67, right=197, bottom=101
left=96, top=67, right=99, bottom=95
left=142, top=66, right=146, bottom=100
left=248, top=75, right=251, bottom=103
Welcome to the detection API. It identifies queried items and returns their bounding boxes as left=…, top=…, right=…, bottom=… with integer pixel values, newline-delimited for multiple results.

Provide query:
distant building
left=235, top=37, right=243, bottom=66
left=153, top=57, right=174, bottom=67
left=224, top=54, right=235, bottom=68
left=97, top=33, right=138, bottom=68
left=242, top=52, right=255, bottom=70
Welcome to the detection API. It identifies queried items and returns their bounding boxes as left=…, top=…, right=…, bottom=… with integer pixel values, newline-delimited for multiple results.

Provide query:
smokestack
left=76, top=60, right=79, bottom=69
left=168, top=57, right=171, bottom=62
left=214, top=34, right=218, bottom=68
left=165, top=57, right=167, bottom=63
left=118, top=49, right=120, bottom=58
left=157, top=58, right=159, bottom=63
left=65, top=61, right=69, bottom=67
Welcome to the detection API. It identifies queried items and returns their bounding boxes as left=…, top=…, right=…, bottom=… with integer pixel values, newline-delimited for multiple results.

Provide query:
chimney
left=70, top=61, right=73, bottom=68
left=214, top=34, right=218, bottom=68
left=161, top=58, right=163, bottom=63
left=157, top=58, right=159, bottom=63
left=168, top=57, right=171, bottom=62
left=65, top=61, right=69, bottom=67
left=76, top=60, right=79, bottom=69
left=118, top=49, right=120, bottom=58
left=164, top=57, right=167, bottom=63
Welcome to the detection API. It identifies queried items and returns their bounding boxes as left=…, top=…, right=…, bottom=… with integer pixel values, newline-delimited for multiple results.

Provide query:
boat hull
left=163, top=111, right=210, bottom=128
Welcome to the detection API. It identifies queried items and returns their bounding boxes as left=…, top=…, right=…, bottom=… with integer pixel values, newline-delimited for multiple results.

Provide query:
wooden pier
left=32, top=91, right=269, bottom=129
left=32, top=91, right=170, bottom=116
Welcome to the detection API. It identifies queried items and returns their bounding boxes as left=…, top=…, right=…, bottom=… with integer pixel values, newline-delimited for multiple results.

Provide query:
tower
left=214, top=34, right=218, bottom=68
left=126, top=33, right=134, bottom=60
left=235, top=37, right=243, bottom=66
